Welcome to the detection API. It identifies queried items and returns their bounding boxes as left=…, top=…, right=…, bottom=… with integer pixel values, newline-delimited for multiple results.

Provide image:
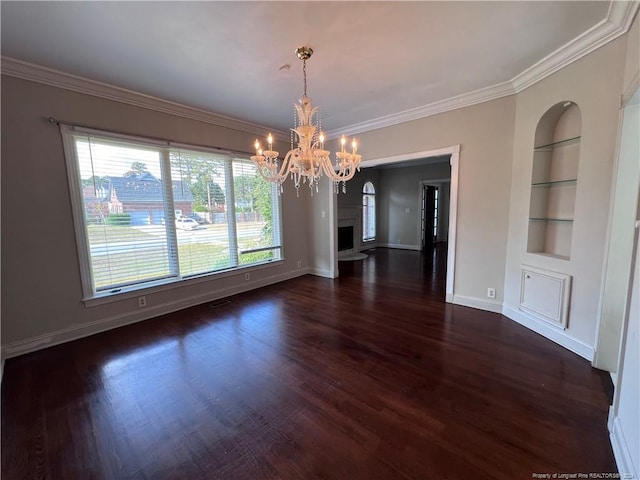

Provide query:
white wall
left=0, top=76, right=310, bottom=353
left=503, top=35, right=627, bottom=359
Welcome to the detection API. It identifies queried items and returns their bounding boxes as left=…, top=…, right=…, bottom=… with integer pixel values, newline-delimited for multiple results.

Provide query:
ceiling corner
left=330, top=1, right=637, bottom=138
left=1, top=56, right=287, bottom=140
left=511, top=0, right=640, bottom=93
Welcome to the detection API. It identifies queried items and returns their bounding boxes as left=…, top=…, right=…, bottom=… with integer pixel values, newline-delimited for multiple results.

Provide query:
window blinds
left=61, top=126, right=283, bottom=297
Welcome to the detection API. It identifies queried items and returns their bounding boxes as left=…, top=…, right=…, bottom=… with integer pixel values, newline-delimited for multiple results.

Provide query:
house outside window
left=362, top=181, right=376, bottom=241
left=61, top=126, right=282, bottom=299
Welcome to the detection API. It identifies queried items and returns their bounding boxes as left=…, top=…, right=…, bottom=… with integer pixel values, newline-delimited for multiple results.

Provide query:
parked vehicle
left=184, top=213, right=207, bottom=224
left=175, top=217, right=199, bottom=230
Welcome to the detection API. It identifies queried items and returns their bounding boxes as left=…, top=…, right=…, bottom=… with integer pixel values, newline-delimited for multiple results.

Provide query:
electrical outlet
left=487, top=288, right=496, bottom=299
left=297, top=260, right=301, bottom=268
left=138, top=296, right=147, bottom=308
left=245, top=273, right=250, bottom=281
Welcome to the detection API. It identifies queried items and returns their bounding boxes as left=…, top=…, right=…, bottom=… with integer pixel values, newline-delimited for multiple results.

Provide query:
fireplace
left=338, top=226, right=354, bottom=251
left=338, top=207, right=359, bottom=256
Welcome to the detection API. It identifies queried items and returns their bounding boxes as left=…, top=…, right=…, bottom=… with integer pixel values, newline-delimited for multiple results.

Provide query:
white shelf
left=529, top=218, right=573, bottom=223
left=533, top=136, right=581, bottom=152
left=531, top=179, right=577, bottom=187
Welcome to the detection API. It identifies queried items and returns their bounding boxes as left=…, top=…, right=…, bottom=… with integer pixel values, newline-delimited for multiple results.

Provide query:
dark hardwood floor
left=2, top=247, right=616, bottom=479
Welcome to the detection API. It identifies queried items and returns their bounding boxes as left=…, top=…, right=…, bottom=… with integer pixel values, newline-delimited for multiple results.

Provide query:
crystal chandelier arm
left=320, top=155, right=360, bottom=182
left=319, top=157, right=342, bottom=181
left=254, top=149, right=295, bottom=184
left=255, top=163, right=285, bottom=184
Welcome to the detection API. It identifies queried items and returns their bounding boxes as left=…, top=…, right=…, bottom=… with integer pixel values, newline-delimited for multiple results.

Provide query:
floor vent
left=209, top=299, right=231, bottom=309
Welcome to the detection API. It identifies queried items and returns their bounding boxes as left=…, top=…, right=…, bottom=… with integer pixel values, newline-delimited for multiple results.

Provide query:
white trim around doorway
left=362, top=145, right=461, bottom=302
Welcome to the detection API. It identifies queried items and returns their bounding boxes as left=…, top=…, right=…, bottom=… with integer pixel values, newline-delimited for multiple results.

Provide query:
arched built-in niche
left=527, top=102, right=581, bottom=259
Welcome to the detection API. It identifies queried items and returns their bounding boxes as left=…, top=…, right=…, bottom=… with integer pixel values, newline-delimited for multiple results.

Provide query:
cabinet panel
left=520, top=266, right=571, bottom=328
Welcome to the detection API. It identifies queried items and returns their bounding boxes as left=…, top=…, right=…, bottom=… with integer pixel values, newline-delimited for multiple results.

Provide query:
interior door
left=423, top=186, right=437, bottom=249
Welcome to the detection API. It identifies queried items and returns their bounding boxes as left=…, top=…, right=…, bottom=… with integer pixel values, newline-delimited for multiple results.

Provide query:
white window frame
left=61, top=125, right=283, bottom=306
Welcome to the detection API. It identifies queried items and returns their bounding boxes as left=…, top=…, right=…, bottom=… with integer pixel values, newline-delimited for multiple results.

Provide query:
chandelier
left=251, top=46, right=362, bottom=194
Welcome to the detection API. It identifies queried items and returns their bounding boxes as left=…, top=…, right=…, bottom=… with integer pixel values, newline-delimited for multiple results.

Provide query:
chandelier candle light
left=251, top=46, right=362, bottom=194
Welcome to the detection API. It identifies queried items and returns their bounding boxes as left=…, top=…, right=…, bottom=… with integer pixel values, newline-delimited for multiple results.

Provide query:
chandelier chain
left=303, top=59, right=307, bottom=97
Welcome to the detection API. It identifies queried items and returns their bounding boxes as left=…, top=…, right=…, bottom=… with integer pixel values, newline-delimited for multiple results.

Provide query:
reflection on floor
left=1, top=247, right=616, bottom=479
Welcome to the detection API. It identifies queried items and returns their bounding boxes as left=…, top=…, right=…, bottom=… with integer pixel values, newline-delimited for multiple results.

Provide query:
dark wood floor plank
left=2, top=246, right=616, bottom=479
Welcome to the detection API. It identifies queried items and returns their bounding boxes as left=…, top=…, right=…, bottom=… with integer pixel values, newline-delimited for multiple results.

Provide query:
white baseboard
left=502, top=305, right=594, bottom=361
left=609, top=415, right=637, bottom=479
left=2, top=268, right=310, bottom=359
left=452, top=294, right=503, bottom=313
left=376, top=243, right=421, bottom=251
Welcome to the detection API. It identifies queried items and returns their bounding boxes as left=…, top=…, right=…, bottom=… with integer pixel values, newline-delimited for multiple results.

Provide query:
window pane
left=362, top=182, right=376, bottom=241
left=65, top=127, right=285, bottom=299
left=75, top=135, right=173, bottom=291
left=433, top=188, right=439, bottom=238
left=363, top=182, right=375, bottom=194
left=170, top=149, right=232, bottom=276
left=233, top=159, right=281, bottom=265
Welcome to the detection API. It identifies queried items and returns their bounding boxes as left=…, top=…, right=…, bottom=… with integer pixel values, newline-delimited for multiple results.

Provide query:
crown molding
left=0, top=56, right=288, bottom=141
left=327, top=81, right=516, bottom=138
left=610, top=0, right=640, bottom=32
left=511, top=1, right=639, bottom=93
left=330, top=1, right=639, bottom=137
left=2, top=1, right=638, bottom=140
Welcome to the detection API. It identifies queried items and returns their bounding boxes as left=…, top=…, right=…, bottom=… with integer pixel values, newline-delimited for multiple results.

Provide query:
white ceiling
left=0, top=1, right=630, bottom=135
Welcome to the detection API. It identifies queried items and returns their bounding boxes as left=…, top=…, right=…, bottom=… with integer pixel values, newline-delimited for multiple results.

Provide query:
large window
left=62, top=126, right=282, bottom=299
left=362, top=181, right=376, bottom=241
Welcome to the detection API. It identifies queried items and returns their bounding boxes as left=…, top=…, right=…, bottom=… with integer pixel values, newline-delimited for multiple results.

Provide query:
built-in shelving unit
left=527, top=102, right=581, bottom=259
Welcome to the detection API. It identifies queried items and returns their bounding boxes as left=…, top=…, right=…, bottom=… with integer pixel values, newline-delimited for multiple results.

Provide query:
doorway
left=357, top=145, right=459, bottom=301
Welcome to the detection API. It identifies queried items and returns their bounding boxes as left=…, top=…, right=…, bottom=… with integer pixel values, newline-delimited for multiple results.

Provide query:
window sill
left=83, top=259, right=284, bottom=308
